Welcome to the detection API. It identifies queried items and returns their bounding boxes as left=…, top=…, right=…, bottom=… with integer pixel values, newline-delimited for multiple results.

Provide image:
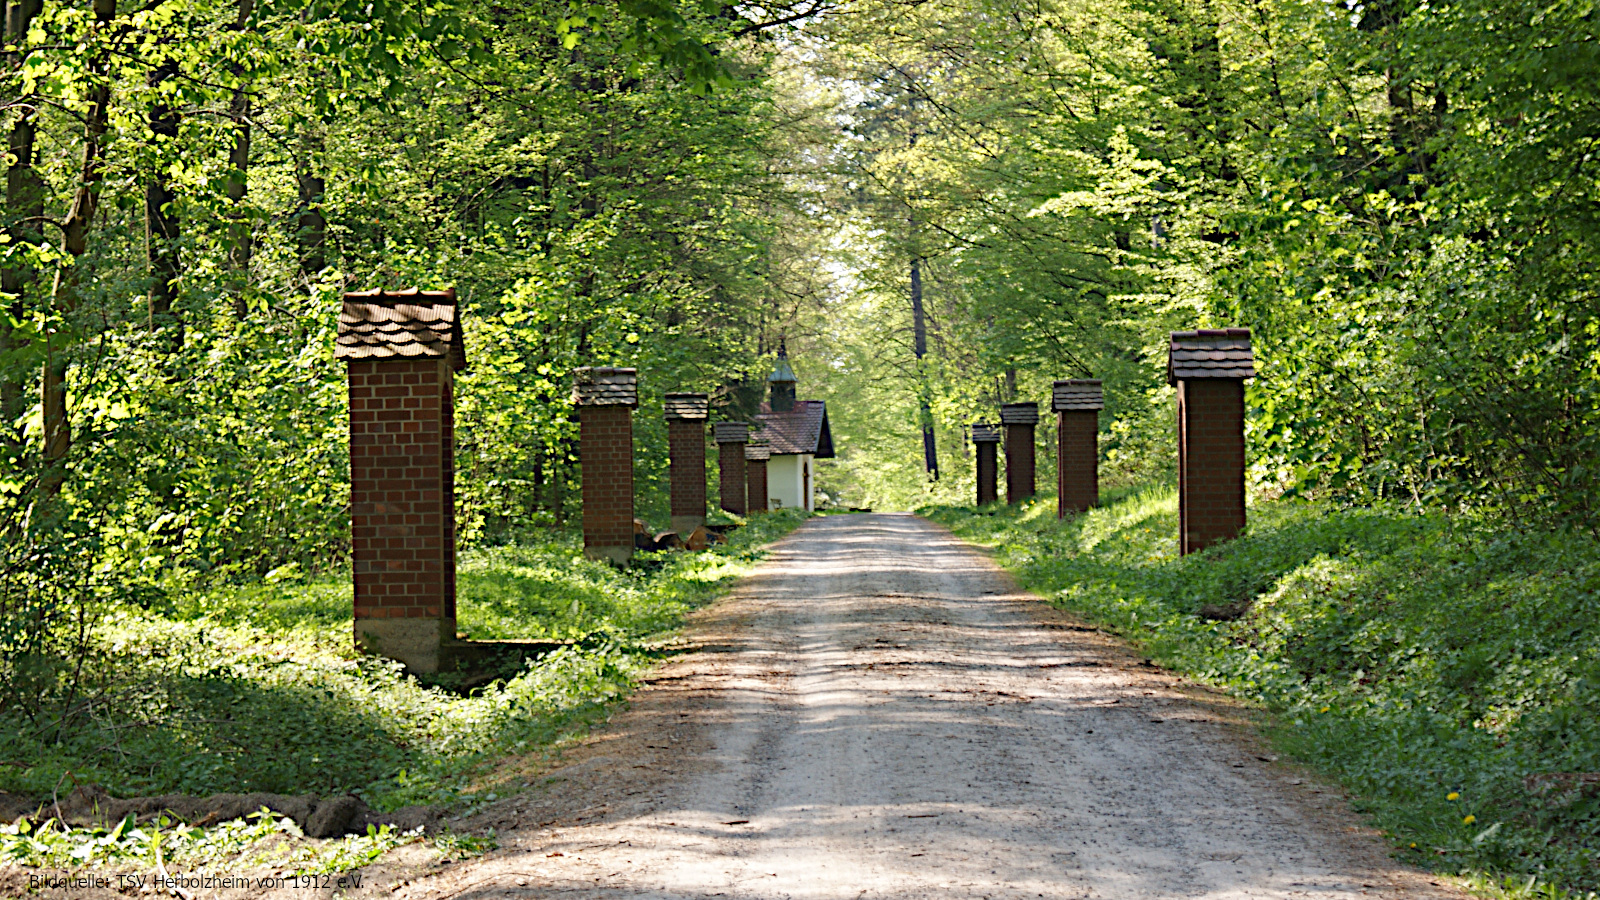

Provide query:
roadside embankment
left=924, top=490, right=1600, bottom=896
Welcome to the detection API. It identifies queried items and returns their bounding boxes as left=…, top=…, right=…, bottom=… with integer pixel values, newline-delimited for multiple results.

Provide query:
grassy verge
left=0, top=510, right=807, bottom=839
left=923, top=490, right=1600, bottom=897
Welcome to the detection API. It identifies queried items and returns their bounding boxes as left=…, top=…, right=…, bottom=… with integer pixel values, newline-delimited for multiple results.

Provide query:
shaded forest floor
left=0, top=509, right=808, bottom=874
left=924, top=490, right=1600, bottom=897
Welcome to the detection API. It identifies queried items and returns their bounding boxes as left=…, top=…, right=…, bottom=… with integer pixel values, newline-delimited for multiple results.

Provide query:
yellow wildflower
left=1462, top=815, right=1476, bottom=825
left=1446, top=792, right=1459, bottom=801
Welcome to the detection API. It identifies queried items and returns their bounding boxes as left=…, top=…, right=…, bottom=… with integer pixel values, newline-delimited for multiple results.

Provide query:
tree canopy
left=1, top=0, right=1596, bottom=716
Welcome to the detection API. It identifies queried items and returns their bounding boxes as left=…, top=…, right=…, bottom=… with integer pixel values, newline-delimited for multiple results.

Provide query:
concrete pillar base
left=584, top=545, right=634, bottom=565
left=354, top=618, right=451, bottom=674
left=670, top=515, right=705, bottom=535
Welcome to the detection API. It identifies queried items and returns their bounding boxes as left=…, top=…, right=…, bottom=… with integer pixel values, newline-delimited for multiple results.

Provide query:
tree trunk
left=911, top=256, right=938, bottom=480
left=42, top=0, right=116, bottom=496
left=146, top=58, right=182, bottom=347
left=225, top=0, right=253, bottom=311
left=295, top=133, right=326, bottom=278
left=1, top=0, right=44, bottom=447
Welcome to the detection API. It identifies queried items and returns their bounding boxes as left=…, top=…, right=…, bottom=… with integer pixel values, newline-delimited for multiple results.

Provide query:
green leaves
left=929, top=488, right=1600, bottom=892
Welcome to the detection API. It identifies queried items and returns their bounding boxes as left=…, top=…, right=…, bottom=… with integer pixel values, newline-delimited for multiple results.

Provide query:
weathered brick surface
left=718, top=441, right=747, bottom=515
left=579, top=405, right=634, bottom=559
left=1057, top=410, right=1099, bottom=516
left=348, top=357, right=456, bottom=624
left=976, top=442, right=998, bottom=505
left=1005, top=422, right=1036, bottom=504
left=667, top=419, right=707, bottom=525
left=746, top=457, right=768, bottom=514
left=1176, top=378, right=1245, bottom=554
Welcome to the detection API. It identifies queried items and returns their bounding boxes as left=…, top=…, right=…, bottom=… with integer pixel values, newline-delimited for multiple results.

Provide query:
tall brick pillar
left=573, top=367, right=639, bottom=564
left=664, top=393, right=709, bottom=534
left=337, top=289, right=466, bottom=674
left=745, top=442, right=770, bottom=514
left=1001, top=402, right=1038, bottom=504
left=714, top=423, right=748, bottom=515
left=1053, top=380, right=1103, bottom=517
left=971, top=424, right=1002, bottom=505
left=1169, top=328, right=1255, bottom=555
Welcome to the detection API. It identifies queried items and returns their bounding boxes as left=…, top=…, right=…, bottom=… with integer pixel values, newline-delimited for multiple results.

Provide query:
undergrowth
left=0, top=509, right=806, bottom=825
left=0, top=810, right=422, bottom=876
left=924, top=490, right=1600, bottom=896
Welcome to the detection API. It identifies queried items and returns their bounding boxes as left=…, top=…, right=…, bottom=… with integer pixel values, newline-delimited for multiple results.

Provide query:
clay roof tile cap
left=335, top=288, right=465, bottom=371
left=1167, top=326, right=1255, bottom=384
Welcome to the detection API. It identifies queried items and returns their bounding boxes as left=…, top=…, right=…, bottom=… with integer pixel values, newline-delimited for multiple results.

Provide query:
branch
left=731, top=0, right=836, bottom=36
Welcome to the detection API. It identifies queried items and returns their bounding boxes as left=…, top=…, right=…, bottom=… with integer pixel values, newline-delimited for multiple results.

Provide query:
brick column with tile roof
left=1169, top=328, right=1255, bottom=554
left=664, top=393, right=710, bottom=535
left=745, top=443, right=770, bottom=514
left=1053, top=380, right=1103, bottom=517
left=337, top=288, right=465, bottom=674
left=715, top=422, right=749, bottom=516
left=574, top=368, right=639, bottom=564
left=971, top=424, right=1002, bottom=505
left=1001, top=403, right=1039, bottom=504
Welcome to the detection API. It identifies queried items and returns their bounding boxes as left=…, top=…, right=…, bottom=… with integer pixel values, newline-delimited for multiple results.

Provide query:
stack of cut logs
left=633, top=518, right=730, bottom=552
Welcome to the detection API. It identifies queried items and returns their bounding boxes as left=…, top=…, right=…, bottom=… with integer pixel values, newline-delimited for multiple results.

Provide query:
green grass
left=0, top=510, right=807, bottom=818
left=924, top=490, right=1600, bottom=896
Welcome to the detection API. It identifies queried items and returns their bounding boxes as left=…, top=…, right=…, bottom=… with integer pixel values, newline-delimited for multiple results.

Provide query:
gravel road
left=413, top=513, right=1462, bottom=900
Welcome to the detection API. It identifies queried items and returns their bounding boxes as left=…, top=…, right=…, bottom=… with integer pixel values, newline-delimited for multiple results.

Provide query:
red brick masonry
left=1057, top=410, right=1099, bottom=516
left=718, top=441, right=747, bottom=515
left=1000, top=403, right=1039, bottom=505
left=1176, top=378, right=1246, bottom=554
left=1169, top=328, right=1254, bottom=555
left=1005, top=427, right=1034, bottom=503
left=746, top=457, right=768, bottom=514
left=580, top=405, right=635, bottom=561
left=977, top=442, right=998, bottom=505
left=972, top=424, right=1001, bottom=506
left=348, top=357, right=457, bottom=627
left=668, top=419, right=707, bottom=526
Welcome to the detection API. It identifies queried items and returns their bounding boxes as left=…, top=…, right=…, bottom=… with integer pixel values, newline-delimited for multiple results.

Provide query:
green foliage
left=0, top=810, right=416, bottom=876
left=802, top=0, right=1600, bottom=524
left=926, top=492, right=1600, bottom=894
left=0, top=0, right=822, bottom=715
left=0, top=511, right=804, bottom=814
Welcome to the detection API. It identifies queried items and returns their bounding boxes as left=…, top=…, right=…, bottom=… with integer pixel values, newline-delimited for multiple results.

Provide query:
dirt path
left=409, top=513, right=1463, bottom=900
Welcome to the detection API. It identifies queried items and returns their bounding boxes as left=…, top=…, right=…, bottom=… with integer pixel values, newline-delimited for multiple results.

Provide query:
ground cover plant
left=924, top=492, right=1600, bottom=896
left=0, top=510, right=805, bottom=839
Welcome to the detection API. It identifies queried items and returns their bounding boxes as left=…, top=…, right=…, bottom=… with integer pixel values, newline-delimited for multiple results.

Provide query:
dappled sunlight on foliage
left=0, top=511, right=805, bottom=812
left=927, top=494, right=1600, bottom=893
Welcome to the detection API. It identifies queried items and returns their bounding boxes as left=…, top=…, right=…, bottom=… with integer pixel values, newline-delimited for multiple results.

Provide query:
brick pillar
left=665, top=393, right=709, bottom=534
left=1001, top=402, right=1038, bottom=504
left=573, top=367, right=639, bottom=564
left=1053, top=380, right=1103, bottom=517
left=337, top=289, right=465, bottom=674
left=714, top=423, right=748, bottom=515
left=745, top=443, right=770, bottom=514
left=1169, top=329, right=1255, bottom=554
left=971, top=424, right=1001, bottom=505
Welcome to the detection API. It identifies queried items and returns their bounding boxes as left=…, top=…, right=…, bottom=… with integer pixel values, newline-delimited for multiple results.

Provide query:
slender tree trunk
left=295, top=134, right=326, bottom=278
left=1, top=0, right=44, bottom=447
left=42, top=0, right=116, bottom=496
left=225, top=0, right=253, bottom=311
left=911, top=255, right=938, bottom=480
left=146, top=58, right=182, bottom=347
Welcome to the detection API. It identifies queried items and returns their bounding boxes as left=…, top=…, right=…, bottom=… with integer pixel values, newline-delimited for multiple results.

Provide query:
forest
left=0, top=0, right=1597, bottom=892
